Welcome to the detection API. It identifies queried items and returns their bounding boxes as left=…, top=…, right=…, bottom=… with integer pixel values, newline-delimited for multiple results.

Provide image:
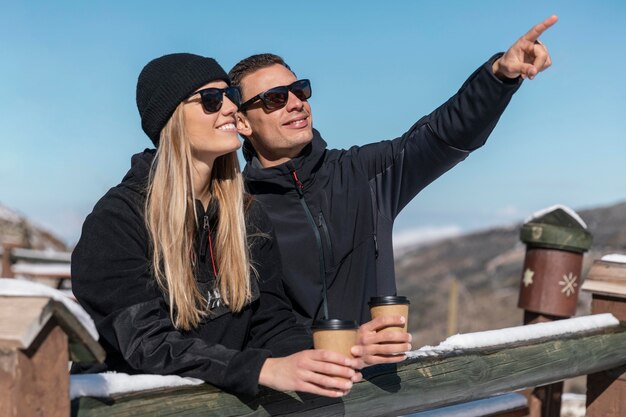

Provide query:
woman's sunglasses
left=187, top=86, right=242, bottom=113
left=239, top=79, right=311, bottom=111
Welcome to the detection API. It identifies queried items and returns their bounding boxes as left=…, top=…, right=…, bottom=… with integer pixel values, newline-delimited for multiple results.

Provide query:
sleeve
left=245, top=201, right=313, bottom=356
left=352, top=53, right=521, bottom=219
left=71, top=189, right=271, bottom=396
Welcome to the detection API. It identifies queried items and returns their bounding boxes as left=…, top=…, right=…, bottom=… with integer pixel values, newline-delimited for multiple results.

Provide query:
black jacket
left=71, top=150, right=311, bottom=397
left=243, top=56, right=521, bottom=326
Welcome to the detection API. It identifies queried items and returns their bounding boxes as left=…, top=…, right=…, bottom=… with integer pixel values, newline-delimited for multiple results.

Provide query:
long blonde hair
left=145, top=104, right=251, bottom=330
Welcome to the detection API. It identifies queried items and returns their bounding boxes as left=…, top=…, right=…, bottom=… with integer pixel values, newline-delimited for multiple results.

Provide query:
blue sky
left=1, top=1, right=624, bottom=245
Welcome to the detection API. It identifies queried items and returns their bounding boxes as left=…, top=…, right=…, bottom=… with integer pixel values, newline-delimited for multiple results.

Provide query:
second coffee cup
left=368, top=295, right=410, bottom=332
left=311, top=319, right=359, bottom=359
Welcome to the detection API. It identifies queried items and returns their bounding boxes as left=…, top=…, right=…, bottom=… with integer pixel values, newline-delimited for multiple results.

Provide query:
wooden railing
left=71, top=320, right=626, bottom=417
left=4, top=207, right=625, bottom=417
left=1, top=243, right=71, bottom=287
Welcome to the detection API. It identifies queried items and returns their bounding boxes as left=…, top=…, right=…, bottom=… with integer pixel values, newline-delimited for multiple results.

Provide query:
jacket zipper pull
left=199, top=215, right=209, bottom=260
left=291, top=169, right=304, bottom=198
left=373, top=234, right=379, bottom=259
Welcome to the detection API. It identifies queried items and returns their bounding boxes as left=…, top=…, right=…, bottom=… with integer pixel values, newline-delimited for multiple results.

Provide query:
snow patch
left=70, top=372, right=203, bottom=400
left=0, top=278, right=97, bottom=340
left=601, top=253, right=626, bottom=264
left=524, top=204, right=587, bottom=229
left=407, top=313, right=619, bottom=358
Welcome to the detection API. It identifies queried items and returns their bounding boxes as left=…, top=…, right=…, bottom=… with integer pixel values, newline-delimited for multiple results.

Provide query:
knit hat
left=136, top=53, right=229, bottom=146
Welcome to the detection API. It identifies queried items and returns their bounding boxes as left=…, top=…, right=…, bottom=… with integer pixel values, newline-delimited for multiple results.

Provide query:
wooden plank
left=0, top=297, right=52, bottom=349
left=582, top=280, right=626, bottom=297
left=585, top=260, right=626, bottom=283
left=406, top=392, right=528, bottom=416
left=11, top=262, right=71, bottom=278
left=72, top=325, right=626, bottom=417
left=11, top=247, right=72, bottom=263
left=591, top=295, right=626, bottom=322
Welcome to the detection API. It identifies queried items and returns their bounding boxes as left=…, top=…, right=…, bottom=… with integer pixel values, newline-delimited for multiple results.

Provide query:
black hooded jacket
left=243, top=56, right=521, bottom=326
left=71, top=149, right=311, bottom=397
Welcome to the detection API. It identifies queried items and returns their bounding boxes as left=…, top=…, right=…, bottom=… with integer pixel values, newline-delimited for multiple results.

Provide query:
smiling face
left=183, top=80, right=241, bottom=165
left=236, top=64, right=313, bottom=167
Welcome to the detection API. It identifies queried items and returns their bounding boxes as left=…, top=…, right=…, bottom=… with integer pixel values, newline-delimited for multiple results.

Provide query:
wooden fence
left=1, top=243, right=71, bottom=287
left=71, top=320, right=626, bottom=416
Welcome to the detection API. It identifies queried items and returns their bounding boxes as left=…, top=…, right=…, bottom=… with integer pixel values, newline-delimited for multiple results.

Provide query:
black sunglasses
left=187, top=86, right=242, bottom=113
left=239, top=79, right=311, bottom=111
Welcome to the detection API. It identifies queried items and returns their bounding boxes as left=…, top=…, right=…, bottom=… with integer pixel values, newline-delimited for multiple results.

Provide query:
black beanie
left=136, top=53, right=229, bottom=146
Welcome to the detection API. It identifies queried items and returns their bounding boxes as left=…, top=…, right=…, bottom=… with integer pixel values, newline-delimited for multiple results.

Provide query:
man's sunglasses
left=187, top=86, right=242, bottom=113
left=239, top=79, right=311, bottom=111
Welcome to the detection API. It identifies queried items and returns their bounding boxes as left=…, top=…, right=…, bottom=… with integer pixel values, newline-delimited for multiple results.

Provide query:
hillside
left=395, top=201, right=626, bottom=347
left=0, top=203, right=67, bottom=251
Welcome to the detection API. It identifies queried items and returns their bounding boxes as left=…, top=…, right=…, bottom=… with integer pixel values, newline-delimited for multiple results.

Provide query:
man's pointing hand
left=492, top=15, right=558, bottom=80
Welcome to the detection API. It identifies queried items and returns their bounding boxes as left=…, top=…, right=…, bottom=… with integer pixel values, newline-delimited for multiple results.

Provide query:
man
left=230, top=17, right=556, bottom=346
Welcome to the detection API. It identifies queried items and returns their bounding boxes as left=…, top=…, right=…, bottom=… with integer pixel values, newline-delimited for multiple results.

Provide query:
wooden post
left=1, top=242, right=20, bottom=278
left=516, top=206, right=592, bottom=417
left=0, top=298, right=69, bottom=417
left=582, top=257, right=626, bottom=417
left=0, top=295, right=105, bottom=417
left=447, top=278, right=458, bottom=336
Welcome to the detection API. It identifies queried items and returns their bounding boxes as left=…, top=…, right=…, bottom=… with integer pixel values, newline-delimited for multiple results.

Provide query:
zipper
left=318, top=212, right=333, bottom=263
left=291, top=168, right=329, bottom=320
left=199, top=215, right=209, bottom=261
left=373, top=233, right=379, bottom=259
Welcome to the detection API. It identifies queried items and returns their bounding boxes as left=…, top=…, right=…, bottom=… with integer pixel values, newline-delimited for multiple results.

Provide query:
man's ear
left=236, top=112, right=252, bottom=137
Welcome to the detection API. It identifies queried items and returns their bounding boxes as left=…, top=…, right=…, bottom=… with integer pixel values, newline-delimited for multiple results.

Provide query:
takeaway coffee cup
left=368, top=296, right=410, bottom=332
left=311, top=319, right=359, bottom=359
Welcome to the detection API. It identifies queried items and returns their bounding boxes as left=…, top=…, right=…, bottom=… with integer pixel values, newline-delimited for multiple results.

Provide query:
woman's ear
left=236, top=112, right=252, bottom=137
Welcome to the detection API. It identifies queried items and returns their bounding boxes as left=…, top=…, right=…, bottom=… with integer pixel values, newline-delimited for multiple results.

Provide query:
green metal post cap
left=520, top=207, right=592, bottom=252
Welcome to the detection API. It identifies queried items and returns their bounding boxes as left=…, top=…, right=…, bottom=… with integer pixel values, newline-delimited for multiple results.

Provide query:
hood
left=120, top=148, right=157, bottom=195
left=243, top=129, right=328, bottom=192
left=118, top=148, right=219, bottom=217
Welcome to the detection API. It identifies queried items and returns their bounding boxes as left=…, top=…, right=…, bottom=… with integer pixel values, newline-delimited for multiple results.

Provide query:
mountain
left=0, top=203, right=67, bottom=251
left=395, top=201, right=626, bottom=347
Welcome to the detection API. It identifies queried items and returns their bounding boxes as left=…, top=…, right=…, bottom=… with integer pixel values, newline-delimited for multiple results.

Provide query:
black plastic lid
left=311, top=319, right=359, bottom=330
left=368, top=295, right=410, bottom=307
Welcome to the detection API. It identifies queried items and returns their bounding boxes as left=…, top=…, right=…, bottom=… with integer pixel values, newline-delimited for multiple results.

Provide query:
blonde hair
left=145, top=104, right=251, bottom=330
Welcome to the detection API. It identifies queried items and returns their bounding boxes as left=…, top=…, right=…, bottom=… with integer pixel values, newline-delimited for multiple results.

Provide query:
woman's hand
left=351, top=316, right=412, bottom=368
left=259, top=350, right=363, bottom=397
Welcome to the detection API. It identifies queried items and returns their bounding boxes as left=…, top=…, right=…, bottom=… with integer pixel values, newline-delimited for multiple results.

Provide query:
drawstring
left=207, top=225, right=218, bottom=279
left=292, top=170, right=304, bottom=197
left=203, top=214, right=218, bottom=279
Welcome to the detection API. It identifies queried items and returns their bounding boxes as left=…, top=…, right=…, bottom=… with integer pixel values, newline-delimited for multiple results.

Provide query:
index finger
left=361, top=315, right=405, bottom=332
left=522, top=15, right=558, bottom=42
left=313, top=349, right=354, bottom=365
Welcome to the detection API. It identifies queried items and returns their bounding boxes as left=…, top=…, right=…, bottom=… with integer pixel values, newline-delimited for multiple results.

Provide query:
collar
left=243, top=129, right=328, bottom=192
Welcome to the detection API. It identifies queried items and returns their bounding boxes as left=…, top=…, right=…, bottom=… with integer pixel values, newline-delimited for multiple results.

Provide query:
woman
left=71, top=53, right=360, bottom=397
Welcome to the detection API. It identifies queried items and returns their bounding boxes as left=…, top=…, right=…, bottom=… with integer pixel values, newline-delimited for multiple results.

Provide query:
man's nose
left=285, top=91, right=304, bottom=112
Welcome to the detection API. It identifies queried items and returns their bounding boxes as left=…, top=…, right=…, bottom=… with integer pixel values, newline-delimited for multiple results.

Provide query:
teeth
left=218, top=123, right=236, bottom=131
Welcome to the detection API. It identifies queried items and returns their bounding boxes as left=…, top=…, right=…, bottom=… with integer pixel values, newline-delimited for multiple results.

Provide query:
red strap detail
left=207, top=226, right=218, bottom=278
left=292, top=170, right=304, bottom=189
